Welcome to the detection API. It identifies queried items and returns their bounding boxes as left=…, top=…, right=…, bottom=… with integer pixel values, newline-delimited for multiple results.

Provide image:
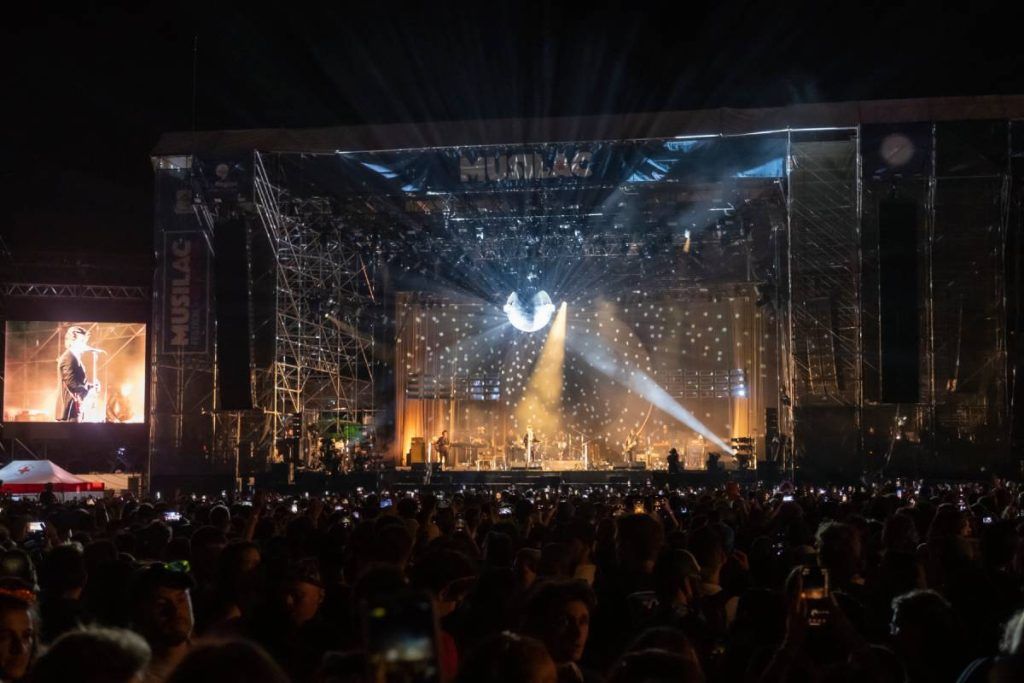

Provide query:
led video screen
left=3, top=322, right=146, bottom=423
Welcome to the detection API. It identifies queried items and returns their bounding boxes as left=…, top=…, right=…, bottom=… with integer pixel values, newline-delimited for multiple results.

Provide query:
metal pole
left=854, top=126, right=865, bottom=468
left=785, top=130, right=797, bottom=479
left=926, top=124, right=938, bottom=460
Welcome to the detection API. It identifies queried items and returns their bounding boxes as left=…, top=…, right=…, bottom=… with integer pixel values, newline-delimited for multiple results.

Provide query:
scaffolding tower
left=788, top=135, right=863, bottom=407
left=253, top=152, right=376, bottom=464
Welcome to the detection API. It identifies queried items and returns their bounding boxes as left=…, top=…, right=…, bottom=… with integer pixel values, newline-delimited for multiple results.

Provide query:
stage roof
left=153, top=95, right=1024, bottom=158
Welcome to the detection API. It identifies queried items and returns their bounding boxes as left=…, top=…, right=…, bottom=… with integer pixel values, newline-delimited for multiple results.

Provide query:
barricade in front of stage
left=258, top=464, right=779, bottom=494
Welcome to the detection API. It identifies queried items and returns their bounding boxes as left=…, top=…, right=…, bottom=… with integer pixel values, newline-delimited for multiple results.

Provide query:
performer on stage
left=434, top=430, right=451, bottom=467
left=667, top=447, right=681, bottom=474
left=706, top=451, right=721, bottom=471
left=557, top=431, right=570, bottom=459
left=523, top=426, right=537, bottom=464
left=55, top=326, right=101, bottom=422
left=624, top=428, right=640, bottom=463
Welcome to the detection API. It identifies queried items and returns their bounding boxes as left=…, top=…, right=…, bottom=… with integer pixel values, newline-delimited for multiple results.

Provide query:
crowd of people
left=1, top=475, right=1023, bottom=682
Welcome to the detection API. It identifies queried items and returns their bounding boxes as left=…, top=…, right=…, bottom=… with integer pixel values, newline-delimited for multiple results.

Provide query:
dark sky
left=4, top=2, right=1021, bottom=259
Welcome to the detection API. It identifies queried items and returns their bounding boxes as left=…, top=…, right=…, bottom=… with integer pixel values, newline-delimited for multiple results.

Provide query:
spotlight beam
left=515, top=302, right=567, bottom=434
left=567, top=331, right=735, bottom=455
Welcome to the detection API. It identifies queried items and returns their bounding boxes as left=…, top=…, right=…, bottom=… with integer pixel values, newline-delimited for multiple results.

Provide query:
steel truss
left=328, top=181, right=777, bottom=266
left=925, top=134, right=1010, bottom=437
left=148, top=162, right=220, bottom=480
left=254, top=152, right=376, bottom=464
left=1, top=283, right=149, bottom=300
left=787, top=135, right=862, bottom=407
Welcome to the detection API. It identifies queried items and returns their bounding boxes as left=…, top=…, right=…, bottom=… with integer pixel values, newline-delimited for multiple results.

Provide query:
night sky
left=4, top=2, right=1021, bottom=260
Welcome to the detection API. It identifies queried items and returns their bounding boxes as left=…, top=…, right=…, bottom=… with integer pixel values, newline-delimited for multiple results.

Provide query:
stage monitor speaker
left=214, top=218, right=253, bottom=410
left=878, top=199, right=920, bottom=404
left=408, top=437, right=426, bottom=464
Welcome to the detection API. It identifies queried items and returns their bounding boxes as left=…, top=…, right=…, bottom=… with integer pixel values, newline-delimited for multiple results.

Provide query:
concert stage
left=138, top=98, right=1020, bottom=487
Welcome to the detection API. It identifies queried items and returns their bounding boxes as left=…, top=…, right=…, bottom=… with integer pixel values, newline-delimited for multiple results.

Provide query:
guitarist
left=624, top=428, right=640, bottom=464
left=55, top=326, right=100, bottom=421
left=434, top=430, right=451, bottom=467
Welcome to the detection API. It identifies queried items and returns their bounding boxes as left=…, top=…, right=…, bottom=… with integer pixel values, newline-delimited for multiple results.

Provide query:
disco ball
left=503, top=290, right=556, bottom=333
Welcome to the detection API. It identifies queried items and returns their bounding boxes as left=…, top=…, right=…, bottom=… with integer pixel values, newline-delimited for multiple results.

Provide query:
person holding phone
left=760, top=566, right=883, bottom=681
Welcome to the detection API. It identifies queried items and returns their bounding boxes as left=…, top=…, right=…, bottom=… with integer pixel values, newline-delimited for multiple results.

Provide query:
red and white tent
left=0, top=460, right=104, bottom=494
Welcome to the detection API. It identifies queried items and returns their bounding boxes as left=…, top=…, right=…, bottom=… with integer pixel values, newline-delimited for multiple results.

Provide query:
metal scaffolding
left=253, top=152, right=376, bottom=464
left=787, top=135, right=862, bottom=407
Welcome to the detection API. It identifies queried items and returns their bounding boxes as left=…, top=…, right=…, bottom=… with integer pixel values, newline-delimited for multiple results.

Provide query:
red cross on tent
left=0, top=460, right=103, bottom=494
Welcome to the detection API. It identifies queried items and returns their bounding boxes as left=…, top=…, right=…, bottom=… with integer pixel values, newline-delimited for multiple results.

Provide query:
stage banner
left=319, top=137, right=787, bottom=194
left=160, top=231, right=210, bottom=355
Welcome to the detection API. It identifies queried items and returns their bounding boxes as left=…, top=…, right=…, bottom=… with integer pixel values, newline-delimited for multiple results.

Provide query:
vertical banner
left=160, top=231, right=210, bottom=354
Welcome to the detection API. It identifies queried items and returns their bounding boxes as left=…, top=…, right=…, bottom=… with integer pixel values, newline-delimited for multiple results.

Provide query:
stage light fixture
left=504, top=290, right=556, bottom=333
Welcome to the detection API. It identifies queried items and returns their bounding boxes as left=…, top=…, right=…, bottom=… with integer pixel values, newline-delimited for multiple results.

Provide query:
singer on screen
left=56, top=325, right=102, bottom=421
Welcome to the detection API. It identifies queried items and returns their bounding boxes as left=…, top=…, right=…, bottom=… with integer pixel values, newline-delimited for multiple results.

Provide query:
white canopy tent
left=0, top=460, right=103, bottom=494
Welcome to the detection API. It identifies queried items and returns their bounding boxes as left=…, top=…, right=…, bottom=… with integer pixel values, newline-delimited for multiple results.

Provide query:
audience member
left=0, top=585, right=35, bottom=683
left=0, top=477, right=1018, bottom=682
left=164, top=639, right=289, bottom=683
left=30, top=626, right=150, bottom=683
left=130, top=564, right=195, bottom=682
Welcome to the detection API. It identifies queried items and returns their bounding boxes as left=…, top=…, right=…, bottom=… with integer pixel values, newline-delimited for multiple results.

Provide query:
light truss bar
left=2, top=282, right=149, bottom=300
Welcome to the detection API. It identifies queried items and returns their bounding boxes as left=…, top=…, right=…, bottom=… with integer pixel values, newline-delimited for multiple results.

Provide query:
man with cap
left=278, top=557, right=325, bottom=629
left=130, top=563, right=195, bottom=683
left=247, top=557, right=338, bottom=682
left=653, top=548, right=703, bottom=615
left=650, top=548, right=715, bottom=662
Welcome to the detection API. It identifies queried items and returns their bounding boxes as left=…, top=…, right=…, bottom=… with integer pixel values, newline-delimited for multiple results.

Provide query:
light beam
left=567, top=308, right=735, bottom=455
left=515, top=302, right=567, bottom=435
